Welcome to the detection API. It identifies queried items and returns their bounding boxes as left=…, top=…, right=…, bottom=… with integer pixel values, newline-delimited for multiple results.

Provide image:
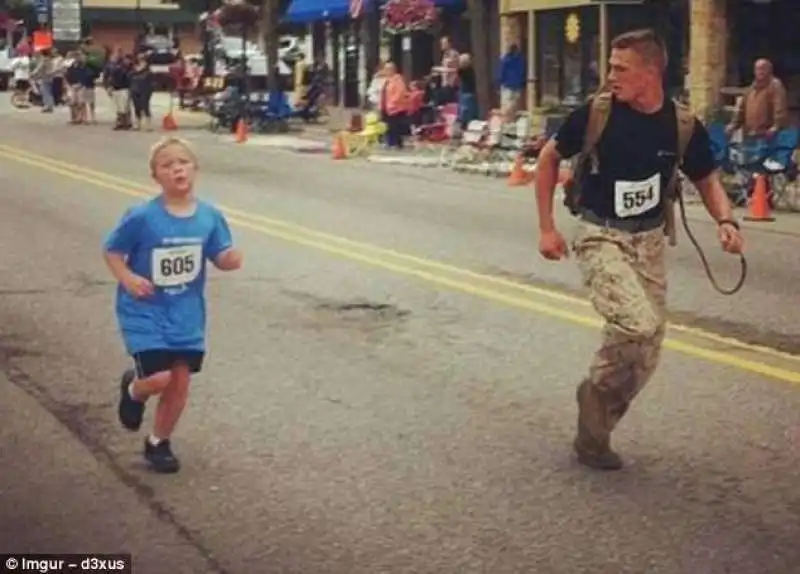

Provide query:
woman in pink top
left=380, top=61, right=409, bottom=149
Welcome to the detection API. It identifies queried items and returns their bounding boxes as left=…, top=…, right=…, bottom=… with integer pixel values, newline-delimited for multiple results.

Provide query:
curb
left=367, top=155, right=441, bottom=167
left=221, top=134, right=329, bottom=153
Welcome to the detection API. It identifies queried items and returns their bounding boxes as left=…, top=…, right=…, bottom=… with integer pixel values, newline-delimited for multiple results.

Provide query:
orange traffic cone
left=744, top=173, right=775, bottom=221
left=161, top=112, right=177, bottom=131
left=331, top=132, right=347, bottom=160
left=507, top=154, right=528, bottom=186
left=235, top=118, right=248, bottom=143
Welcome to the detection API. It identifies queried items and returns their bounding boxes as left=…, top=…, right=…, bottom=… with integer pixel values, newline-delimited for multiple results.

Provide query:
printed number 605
left=160, top=254, right=195, bottom=277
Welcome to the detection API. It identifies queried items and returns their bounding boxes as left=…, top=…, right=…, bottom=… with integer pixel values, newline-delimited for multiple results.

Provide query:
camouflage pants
left=572, top=222, right=667, bottom=445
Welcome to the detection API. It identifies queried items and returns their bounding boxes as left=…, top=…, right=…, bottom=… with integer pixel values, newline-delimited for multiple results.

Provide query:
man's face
left=607, top=48, right=649, bottom=103
left=440, top=37, right=450, bottom=52
left=754, top=60, right=770, bottom=84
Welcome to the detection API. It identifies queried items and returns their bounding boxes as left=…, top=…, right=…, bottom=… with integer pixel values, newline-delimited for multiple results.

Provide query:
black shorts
left=132, top=350, right=204, bottom=378
left=15, top=79, right=29, bottom=91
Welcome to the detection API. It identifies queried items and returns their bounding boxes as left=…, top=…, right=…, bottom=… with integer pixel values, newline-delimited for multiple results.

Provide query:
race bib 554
left=613, top=173, right=661, bottom=218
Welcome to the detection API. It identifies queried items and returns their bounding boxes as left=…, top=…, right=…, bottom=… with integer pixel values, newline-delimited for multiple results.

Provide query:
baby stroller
left=207, top=86, right=246, bottom=132
left=11, top=79, right=42, bottom=108
left=293, top=81, right=325, bottom=122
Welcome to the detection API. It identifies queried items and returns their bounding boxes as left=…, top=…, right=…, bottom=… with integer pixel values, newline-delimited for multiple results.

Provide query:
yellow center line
left=2, top=143, right=796, bottom=365
left=1, top=145, right=799, bottom=385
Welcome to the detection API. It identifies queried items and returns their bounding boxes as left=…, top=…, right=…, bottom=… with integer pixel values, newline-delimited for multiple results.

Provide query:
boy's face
left=152, top=144, right=197, bottom=196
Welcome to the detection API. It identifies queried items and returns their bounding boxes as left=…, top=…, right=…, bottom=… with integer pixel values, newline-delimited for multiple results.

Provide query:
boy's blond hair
left=149, top=136, right=198, bottom=176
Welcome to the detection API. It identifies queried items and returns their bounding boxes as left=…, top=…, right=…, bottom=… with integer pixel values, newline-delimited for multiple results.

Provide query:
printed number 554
left=623, top=187, right=654, bottom=210
left=160, top=254, right=195, bottom=277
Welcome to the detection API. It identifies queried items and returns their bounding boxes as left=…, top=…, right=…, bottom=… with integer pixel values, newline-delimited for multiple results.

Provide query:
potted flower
left=381, top=0, right=438, bottom=36
left=217, top=0, right=259, bottom=28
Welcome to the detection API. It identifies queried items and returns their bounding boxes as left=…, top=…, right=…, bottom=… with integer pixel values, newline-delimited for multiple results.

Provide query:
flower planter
left=381, top=0, right=438, bottom=36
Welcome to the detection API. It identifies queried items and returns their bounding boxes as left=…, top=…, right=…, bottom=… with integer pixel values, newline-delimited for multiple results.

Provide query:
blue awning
left=284, top=0, right=351, bottom=24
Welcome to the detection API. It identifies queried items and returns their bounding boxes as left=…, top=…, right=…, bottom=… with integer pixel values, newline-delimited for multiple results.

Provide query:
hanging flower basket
left=217, top=0, right=259, bottom=28
left=381, top=0, right=438, bottom=36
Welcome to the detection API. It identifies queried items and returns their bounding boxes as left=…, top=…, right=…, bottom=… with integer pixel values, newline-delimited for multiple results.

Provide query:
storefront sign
left=565, top=12, right=580, bottom=44
left=51, top=0, right=81, bottom=42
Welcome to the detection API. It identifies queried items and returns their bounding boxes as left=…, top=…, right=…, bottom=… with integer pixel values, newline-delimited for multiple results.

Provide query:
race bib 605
left=613, top=173, right=661, bottom=218
left=151, top=244, right=202, bottom=288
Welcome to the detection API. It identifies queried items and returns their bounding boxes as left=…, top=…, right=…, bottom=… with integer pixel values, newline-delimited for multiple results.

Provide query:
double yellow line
left=1, top=143, right=799, bottom=385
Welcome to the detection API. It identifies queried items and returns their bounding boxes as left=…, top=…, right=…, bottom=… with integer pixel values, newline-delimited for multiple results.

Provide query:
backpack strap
left=674, top=99, right=695, bottom=164
left=663, top=99, right=698, bottom=247
left=582, top=91, right=613, bottom=158
left=665, top=99, right=696, bottom=197
left=562, top=91, right=612, bottom=216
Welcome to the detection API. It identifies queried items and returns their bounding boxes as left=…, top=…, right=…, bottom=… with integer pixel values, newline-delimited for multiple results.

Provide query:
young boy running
left=103, top=137, right=242, bottom=473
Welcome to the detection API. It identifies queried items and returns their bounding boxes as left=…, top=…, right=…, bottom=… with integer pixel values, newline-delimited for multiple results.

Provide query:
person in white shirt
left=365, top=61, right=386, bottom=110
left=11, top=53, right=31, bottom=93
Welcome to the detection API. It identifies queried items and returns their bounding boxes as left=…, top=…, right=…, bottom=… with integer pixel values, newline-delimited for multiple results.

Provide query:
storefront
left=689, top=0, right=800, bottom=122
left=500, top=0, right=688, bottom=111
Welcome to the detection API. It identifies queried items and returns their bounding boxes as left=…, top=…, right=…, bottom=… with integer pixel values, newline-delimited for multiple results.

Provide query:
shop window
left=537, top=10, right=561, bottom=106
left=536, top=7, right=599, bottom=107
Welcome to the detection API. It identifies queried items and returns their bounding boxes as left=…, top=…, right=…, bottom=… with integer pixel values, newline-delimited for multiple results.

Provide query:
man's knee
left=616, top=306, right=665, bottom=342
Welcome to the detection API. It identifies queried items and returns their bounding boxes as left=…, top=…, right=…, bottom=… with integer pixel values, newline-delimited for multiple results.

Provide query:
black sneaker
left=144, top=438, right=181, bottom=473
left=117, top=369, right=145, bottom=431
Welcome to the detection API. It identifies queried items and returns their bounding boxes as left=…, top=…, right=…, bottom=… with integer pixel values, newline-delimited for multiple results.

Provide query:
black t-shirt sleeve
left=681, top=118, right=716, bottom=182
left=553, top=103, right=590, bottom=159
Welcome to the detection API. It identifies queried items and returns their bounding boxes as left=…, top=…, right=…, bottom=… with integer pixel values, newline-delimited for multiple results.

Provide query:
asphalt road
left=0, top=104, right=799, bottom=574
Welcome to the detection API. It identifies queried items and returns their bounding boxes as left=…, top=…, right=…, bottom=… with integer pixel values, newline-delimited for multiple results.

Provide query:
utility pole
left=466, top=0, right=491, bottom=117
left=261, top=0, right=279, bottom=91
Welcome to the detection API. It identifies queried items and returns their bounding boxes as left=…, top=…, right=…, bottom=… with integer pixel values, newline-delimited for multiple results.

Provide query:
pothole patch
left=316, top=300, right=411, bottom=321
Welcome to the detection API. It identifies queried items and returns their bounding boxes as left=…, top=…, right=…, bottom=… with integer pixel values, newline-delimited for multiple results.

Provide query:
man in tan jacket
left=726, top=58, right=788, bottom=139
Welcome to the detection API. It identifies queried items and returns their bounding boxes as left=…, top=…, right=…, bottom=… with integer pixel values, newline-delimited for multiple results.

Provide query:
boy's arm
left=103, top=251, right=135, bottom=284
left=208, top=210, right=242, bottom=271
left=212, top=247, right=243, bottom=271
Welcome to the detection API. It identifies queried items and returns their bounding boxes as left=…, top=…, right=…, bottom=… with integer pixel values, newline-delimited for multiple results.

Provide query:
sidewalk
left=146, top=93, right=356, bottom=136
left=0, top=372, right=215, bottom=572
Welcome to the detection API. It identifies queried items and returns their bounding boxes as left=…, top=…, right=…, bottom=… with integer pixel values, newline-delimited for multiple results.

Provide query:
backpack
left=562, top=91, right=696, bottom=220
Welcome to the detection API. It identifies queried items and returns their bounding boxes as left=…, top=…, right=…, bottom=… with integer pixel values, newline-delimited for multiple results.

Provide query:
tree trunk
left=467, top=0, right=491, bottom=118
left=261, top=0, right=280, bottom=91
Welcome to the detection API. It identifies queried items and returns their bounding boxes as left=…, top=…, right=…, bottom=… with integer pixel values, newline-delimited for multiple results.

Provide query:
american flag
left=350, top=0, right=363, bottom=18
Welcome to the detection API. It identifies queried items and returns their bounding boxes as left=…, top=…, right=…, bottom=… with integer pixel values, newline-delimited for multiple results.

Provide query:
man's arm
left=693, top=173, right=734, bottom=223
left=534, top=140, right=563, bottom=233
left=682, top=119, right=735, bottom=223
left=770, top=79, right=789, bottom=132
left=534, top=104, right=590, bottom=233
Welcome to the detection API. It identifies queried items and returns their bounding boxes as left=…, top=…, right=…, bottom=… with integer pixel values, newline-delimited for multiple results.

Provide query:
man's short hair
left=610, top=28, right=668, bottom=72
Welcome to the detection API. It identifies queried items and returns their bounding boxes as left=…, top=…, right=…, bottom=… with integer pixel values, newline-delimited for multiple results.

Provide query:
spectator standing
left=497, top=43, right=526, bottom=121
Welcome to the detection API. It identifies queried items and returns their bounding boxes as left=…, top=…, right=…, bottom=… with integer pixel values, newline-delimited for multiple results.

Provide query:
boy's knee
left=169, top=363, right=192, bottom=391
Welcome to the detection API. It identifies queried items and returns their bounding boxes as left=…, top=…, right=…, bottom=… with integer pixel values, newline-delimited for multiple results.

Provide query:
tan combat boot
left=574, top=380, right=623, bottom=470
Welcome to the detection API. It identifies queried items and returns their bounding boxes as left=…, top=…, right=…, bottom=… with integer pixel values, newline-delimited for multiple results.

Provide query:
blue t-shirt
left=104, top=197, right=233, bottom=355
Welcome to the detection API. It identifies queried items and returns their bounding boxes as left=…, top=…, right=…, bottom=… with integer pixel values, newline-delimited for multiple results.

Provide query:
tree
left=466, top=0, right=491, bottom=119
left=259, top=0, right=279, bottom=92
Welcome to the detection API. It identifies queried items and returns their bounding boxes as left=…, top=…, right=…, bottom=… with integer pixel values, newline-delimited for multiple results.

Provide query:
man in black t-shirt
left=533, top=29, right=744, bottom=471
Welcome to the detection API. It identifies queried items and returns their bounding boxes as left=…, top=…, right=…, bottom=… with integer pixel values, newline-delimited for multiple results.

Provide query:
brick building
left=81, top=0, right=199, bottom=55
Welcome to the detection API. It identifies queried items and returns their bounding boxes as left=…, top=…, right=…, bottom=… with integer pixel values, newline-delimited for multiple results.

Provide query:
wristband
left=717, top=218, right=740, bottom=230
